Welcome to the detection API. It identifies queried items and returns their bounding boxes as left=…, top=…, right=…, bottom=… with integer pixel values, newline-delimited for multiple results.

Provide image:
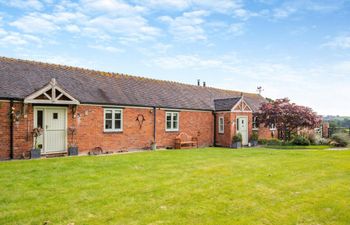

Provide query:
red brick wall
left=156, top=110, right=213, bottom=149
left=322, top=122, right=329, bottom=138
left=13, top=103, right=34, bottom=159
left=257, top=125, right=276, bottom=139
left=67, top=106, right=214, bottom=153
left=215, top=111, right=253, bottom=147
left=0, top=101, right=34, bottom=159
left=0, top=103, right=215, bottom=159
left=0, top=100, right=281, bottom=160
left=215, top=112, right=232, bottom=147
left=0, top=101, right=11, bottom=159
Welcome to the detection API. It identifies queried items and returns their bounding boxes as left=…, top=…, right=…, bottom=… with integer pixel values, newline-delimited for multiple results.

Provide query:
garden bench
left=175, top=132, right=198, bottom=149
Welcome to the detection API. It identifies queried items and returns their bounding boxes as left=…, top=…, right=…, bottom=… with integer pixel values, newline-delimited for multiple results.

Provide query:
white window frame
left=165, top=111, right=179, bottom=131
left=252, top=116, right=259, bottom=130
left=269, top=123, right=276, bottom=131
left=104, top=108, right=123, bottom=132
left=218, top=116, right=224, bottom=134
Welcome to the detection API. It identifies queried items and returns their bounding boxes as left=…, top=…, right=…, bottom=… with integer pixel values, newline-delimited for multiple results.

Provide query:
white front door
left=237, top=117, right=248, bottom=145
left=34, top=107, right=67, bottom=153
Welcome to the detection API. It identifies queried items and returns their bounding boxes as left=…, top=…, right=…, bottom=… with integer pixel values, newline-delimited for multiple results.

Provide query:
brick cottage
left=0, top=57, right=276, bottom=160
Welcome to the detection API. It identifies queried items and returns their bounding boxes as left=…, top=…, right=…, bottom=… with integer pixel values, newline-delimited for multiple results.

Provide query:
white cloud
left=271, top=0, right=346, bottom=19
left=87, top=15, right=160, bottom=42
left=149, top=54, right=225, bottom=69
left=0, top=32, right=41, bottom=46
left=146, top=53, right=350, bottom=115
left=322, top=35, right=350, bottom=49
left=0, top=0, right=44, bottom=10
left=159, top=10, right=209, bottom=41
left=228, top=23, right=245, bottom=36
left=89, top=44, right=123, bottom=53
left=137, top=0, right=190, bottom=10
left=81, top=0, right=146, bottom=15
left=65, top=24, right=81, bottom=33
left=10, top=13, right=59, bottom=34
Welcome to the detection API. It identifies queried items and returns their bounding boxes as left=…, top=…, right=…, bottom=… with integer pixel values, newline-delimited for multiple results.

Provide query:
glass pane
left=166, top=113, right=171, bottom=121
left=105, top=110, right=112, bottom=119
left=172, top=113, right=178, bottom=121
left=115, top=112, right=121, bottom=120
left=236, top=119, right=239, bottom=130
left=167, top=121, right=172, bottom=129
left=105, top=120, right=112, bottom=129
left=115, top=120, right=121, bottom=129
left=37, top=110, right=43, bottom=128
left=173, top=121, right=178, bottom=129
left=53, top=113, right=58, bottom=120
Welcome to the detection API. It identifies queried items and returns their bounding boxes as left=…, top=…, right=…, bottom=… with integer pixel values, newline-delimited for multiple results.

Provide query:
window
left=104, top=109, right=123, bottom=132
left=269, top=123, right=276, bottom=130
left=166, top=112, right=179, bottom=131
left=218, top=117, right=224, bottom=134
left=53, top=112, right=58, bottom=119
left=252, top=116, right=259, bottom=130
left=37, top=110, right=43, bottom=128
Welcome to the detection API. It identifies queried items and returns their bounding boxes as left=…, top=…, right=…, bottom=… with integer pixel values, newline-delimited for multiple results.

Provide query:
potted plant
left=151, top=141, right=157, bottom=150
left=251, top=131, right=259, bottom=146
left=231, top=133, right=242, bottom=149
left=68, top=126, right=78, bottom=156
left=31, top=128, right=43, bottom=159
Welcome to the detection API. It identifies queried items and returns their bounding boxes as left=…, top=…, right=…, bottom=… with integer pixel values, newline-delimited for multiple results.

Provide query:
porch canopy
left=24, top=78, right=80, bottom=105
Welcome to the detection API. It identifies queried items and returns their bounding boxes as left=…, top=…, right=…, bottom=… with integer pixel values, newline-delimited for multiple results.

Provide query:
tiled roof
left=0, top=57, right=266, bottom=111
left=214, top=97, right=242, bottom=111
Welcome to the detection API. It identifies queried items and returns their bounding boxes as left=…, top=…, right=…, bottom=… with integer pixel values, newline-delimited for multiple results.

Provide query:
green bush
left=232, top=133, right=242, bottom=143
left=315, top=137, right=330, bottom=145
left=291, top=135, right=310, bottom=146
left=258, top=139, right=267, bottom=145
left=330, top=133, right=349, bottom=147
left=251, top=131, right=259, bottom=141
left=258, top=138, right=282, bottom=146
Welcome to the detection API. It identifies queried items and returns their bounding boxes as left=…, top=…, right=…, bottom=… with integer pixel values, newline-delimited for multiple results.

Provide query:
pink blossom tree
left=258, top=98, right=322, bottom=141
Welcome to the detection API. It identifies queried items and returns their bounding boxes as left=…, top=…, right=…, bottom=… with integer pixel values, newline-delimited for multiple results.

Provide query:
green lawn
left=264, top=145, right=331, bottom=150
left=1, top=148, right=350, bottom=225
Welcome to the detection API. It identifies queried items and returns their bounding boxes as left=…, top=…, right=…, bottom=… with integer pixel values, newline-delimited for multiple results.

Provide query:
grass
left=1, top=148, right=350, bottom=225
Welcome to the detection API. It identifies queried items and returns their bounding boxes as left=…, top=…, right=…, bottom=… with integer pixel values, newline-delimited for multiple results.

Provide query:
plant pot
left=231, top=142, right=241, bottom=149
left=68, top=147, right=79, bottom=156
left=252, top=140, right=258, bottom=146
left=151, top=143, right=157, bottom=150
left=30, top=148, right=41, bottom=159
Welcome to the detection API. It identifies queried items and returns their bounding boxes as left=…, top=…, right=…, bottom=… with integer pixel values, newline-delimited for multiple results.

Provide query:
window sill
left=103, top=130, right=123, bottom=133
left=252, top=128, right=259, bottom=131
left=166, top=130, right=179, bottom=133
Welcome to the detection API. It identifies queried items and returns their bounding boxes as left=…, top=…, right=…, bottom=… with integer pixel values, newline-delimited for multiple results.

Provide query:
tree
left=258, top=98, right=322, bottom=141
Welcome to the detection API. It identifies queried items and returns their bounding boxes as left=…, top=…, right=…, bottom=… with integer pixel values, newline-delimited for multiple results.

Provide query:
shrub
left=258, top=139, right=267, bottom=145
left=315, top=137, right=330, bottom=145
left=251, top=131, right=259, bottom=141
left=291, top=135, right=310, bottom=146
left=258, top=138, right=282, bottom=146
left=232, top=133, right=242, bottom=143
left=307, top=133, right=316, bottom=145
left=267, top=139, right=283, bottom=145
left=330, top=133, right=349, bottom=147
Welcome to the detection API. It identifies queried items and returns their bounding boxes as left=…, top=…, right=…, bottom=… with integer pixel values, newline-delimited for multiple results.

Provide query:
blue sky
left=0, top=0, right=349, bottom=115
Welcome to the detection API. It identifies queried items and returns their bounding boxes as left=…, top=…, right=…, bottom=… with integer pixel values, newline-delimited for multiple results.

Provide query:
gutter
left=9, top=99, right=14, bottom=159
left=213, top=111, right=217, bottom=147
left=153, top=106, right=156, bottom=144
